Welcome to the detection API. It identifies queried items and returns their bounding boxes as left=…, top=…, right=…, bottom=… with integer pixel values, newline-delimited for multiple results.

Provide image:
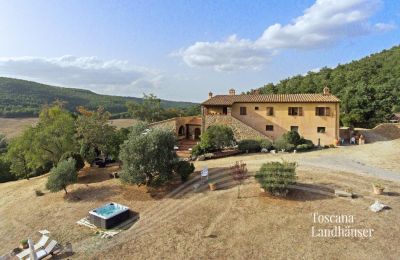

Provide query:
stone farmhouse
left=201, top=87, right=340, bottom=146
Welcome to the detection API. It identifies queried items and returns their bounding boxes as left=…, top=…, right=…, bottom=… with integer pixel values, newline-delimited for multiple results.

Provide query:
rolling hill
left=257, top=45, right=400, bottom=128
left=0, top=77, right=197, bottom=118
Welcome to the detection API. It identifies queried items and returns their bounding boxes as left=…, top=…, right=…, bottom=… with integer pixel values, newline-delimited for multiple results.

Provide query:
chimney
left=323, top=86, right=330, bottom=95
left=229, top=88, right=236, bottom=96
left=208, top=91, right=213, bottom=99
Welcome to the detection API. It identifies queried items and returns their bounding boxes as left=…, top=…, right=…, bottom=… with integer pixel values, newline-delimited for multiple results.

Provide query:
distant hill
left=257, top=45, right=400, bottom=128
left=0, top=77, right=197, bottom=118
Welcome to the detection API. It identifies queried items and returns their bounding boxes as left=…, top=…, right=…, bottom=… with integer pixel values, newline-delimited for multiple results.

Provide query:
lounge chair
left=16, top=235, right=50, bottom=259
left=34, top=235, right=49, bottom=250
left=34, top=240, right=59, bottom=260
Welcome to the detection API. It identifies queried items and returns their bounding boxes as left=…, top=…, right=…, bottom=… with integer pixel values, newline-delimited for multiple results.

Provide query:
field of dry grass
left=0, top=118, right=136, bottom=139
left=1, top=138, right=400, bottom=259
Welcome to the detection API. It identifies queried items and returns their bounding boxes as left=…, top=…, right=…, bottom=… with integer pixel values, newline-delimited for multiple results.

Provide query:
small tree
left=174, top=160, right=195, bottom=183
left=255, top=161, right=297, bottom=197
left=119, top=124, right=178, bottom=186
left=46, top=158, right=78, bottom=194
left=230, top=161, right=248, bottom=198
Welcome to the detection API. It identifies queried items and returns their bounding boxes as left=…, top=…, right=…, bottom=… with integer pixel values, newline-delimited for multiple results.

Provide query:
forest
left=257, top=45, right=400, bottom=128
left=0, top=77, right=197, bottom=118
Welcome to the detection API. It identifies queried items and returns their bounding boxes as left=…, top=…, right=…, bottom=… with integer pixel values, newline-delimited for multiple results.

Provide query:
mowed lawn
left=1, top=140, right=400, bottom=259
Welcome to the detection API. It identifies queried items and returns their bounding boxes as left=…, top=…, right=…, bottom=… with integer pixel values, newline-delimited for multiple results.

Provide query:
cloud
left=178, top=0, right=394, bottom=71
left=0, top=55, right=160, bottom=96
left=176, top=35, right=272, bottom=72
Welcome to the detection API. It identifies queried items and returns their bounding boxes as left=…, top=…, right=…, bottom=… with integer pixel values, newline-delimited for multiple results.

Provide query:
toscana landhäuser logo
left=311, top=213, right=374, bottom=238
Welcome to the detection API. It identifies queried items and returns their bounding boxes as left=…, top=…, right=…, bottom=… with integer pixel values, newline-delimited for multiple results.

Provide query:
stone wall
left=204, top=114, right=271, bottom=141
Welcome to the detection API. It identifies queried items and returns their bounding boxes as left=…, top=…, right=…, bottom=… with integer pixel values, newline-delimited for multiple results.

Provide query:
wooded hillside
left=258, top=45, right=400, bottom=128
left=0, top=77, right=197, bottom=118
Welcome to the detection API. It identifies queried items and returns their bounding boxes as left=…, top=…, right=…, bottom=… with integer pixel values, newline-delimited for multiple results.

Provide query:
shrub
left=259, top=139, right=273, bottom=150
left=274, top=137, right=295, bottom=152
left=275, top=131, right=314, bottom=152
left=60, top=152, right=85, bottom=171
left=191, top=144, right=205, bottom=156
left=255, top=161, right=297, bottom=196
left=199, top=125, right=234, bottom=152
left=296, top=144, right=311, bottom=151
left=34, top=189, right=44, bottom=196
left=31, top=161, right=53, bottom=177
left=0, top=156, right=15, bottom=183
left=46, top=158, right=78, bottom=194
left=283, top=131, right=301, bottom=145
left=238, top=139, right=261, bottom=153
left=174, top=160, right=195, bottom=182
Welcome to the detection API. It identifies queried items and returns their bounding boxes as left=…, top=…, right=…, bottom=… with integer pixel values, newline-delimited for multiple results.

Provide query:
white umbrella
left=28, top=238, right=38, bottom=260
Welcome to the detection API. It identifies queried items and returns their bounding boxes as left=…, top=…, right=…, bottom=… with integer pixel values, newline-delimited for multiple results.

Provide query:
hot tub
left=89, top=202, right=130, bottom=229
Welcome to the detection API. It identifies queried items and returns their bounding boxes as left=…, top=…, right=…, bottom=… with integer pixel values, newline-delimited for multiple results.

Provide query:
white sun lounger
left=34, top=235, right=49, bottom=250
left=34, top=240, right=59, bottom=260
left=16, top=235, right=50, bottom=259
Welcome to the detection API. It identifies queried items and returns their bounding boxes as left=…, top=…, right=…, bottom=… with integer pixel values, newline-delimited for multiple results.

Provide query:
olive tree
left=46, top=158, right=78, bottom=194
left=119, top=124, right=178, bottom=186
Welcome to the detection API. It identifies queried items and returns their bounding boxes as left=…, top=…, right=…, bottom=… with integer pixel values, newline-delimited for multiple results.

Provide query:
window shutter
left=326, top=107, right=331, bottom=116
left=299, top=107, right=303, bottom=116
left=315, top=107, right=318, bottom=116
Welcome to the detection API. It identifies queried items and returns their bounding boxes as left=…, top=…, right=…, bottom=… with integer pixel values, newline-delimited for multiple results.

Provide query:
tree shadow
left=78, top=164, right=120, bottom=184
left=259, top=183, right=335, bottom=202
left=385, top=191, right=400, bottom=197
left=66, top=186, right=120, bottom=202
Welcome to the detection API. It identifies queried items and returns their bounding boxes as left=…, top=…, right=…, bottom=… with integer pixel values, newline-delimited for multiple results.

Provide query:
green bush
left=46, top=158, right=78, bottom=194
left=259, top=139, right=273, bottom=150
left=283, top=131, right=301, bottom=145
left=0, top=156, right=15, bottom=183
left=296, top=144, right=311, bottom=151
left=198, top=125, right=234, bottom=152
left=274, top=137, right=295, bottom=151
left=60, top=152, right=85, bottom=171
left=238, top=139, right=261, bottom=153
left=255, top=161, right=297, bottom=196
left=274, top=131, right=313, bottom=152
left=174, top=160, right=195, bottom=182
left=191, top=144, right=205, bottom=156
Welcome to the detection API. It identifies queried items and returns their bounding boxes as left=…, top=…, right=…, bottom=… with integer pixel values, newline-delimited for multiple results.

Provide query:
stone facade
left=149, top=116, right=202, bottom=140
left=204, top=114, right=270, bottom=141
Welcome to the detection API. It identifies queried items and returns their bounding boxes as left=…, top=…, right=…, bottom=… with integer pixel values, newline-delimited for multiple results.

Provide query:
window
left=266, top=125, right=274, bottom=131
left=317, top=127, right=326, bottom=133
left=255, top=106, right=259, bottom=110
left=288, top=107, right=303, bottom=116
left=266, top=107, right=274, bottom=116
left=290, top=126, right=299, bottom=132
left=240, top=107, right=247, bottom=115
left=315, top=107, right=331, bottom=116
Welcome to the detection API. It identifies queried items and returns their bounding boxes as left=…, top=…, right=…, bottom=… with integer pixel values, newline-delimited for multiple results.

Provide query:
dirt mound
left=358, top=123, right=400, bottom=143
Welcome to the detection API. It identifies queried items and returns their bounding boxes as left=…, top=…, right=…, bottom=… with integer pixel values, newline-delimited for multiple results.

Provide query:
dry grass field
left=0, top=118, right=136, bottom=139
left=1, top=138, right=400, bottom=259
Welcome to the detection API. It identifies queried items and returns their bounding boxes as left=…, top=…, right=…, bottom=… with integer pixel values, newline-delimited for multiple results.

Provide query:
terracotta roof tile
left=187, top=117, right=202, bottom=125
left=202, top=94, right=340, bottom=105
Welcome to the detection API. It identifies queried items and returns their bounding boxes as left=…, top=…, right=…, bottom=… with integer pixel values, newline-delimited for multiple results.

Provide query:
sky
left=0, top=0, right=399, bottom=102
